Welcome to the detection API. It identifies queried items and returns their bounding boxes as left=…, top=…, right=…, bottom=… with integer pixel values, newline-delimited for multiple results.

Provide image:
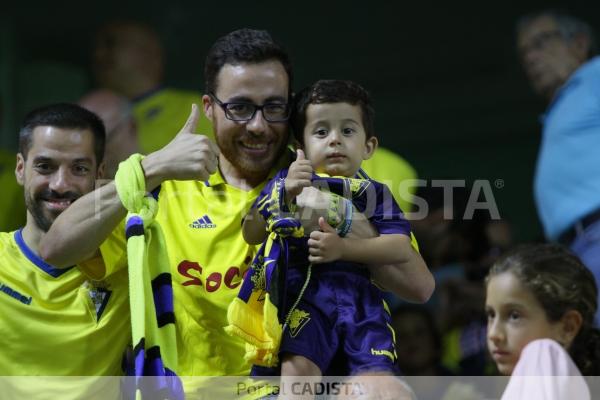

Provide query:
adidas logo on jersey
left=189, top=215, right=216, bottom=229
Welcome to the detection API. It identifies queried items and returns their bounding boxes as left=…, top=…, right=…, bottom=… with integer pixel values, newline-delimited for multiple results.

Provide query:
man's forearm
left=39, top=152, right=171, bottom=267
left=39, top=181, right=126, bottom=267
left=369, top=251, right=434, bottom=303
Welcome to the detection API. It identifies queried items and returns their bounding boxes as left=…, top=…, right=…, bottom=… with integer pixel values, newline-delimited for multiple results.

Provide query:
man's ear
left=571, top=33, right=591, bottom=63
left=202, top=94, right=214, bottom=121
left=560, top=309, right=583, bottom=349
left=363, top=136, right=378, bottom=160
left=15, top=153, right=25, bottom=186
left=96, top=161, right=105, bottom=180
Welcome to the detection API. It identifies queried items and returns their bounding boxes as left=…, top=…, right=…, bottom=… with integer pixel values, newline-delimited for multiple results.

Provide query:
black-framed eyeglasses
left=210, top=93, right=290, bottom=122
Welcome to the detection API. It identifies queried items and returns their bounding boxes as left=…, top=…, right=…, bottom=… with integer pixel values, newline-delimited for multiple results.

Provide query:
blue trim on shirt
left=14, top=229, right=74, bottom=278
left=151, top=184, right=161, bottom=200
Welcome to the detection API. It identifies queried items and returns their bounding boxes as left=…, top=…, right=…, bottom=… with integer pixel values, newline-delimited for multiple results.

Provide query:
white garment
left=501, top=339, right=590, bottom=400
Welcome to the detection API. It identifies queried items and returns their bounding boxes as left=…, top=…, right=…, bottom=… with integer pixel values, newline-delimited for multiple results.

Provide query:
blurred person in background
left=409, top=182, right=511, bottom=375
left=92, top=19, right=213, bottom=153
left=362, top=146, right=418, bottom=215
left=517, top=10, right=600, bottom=321
left=392, top=304, right=453, bottom=376
left=79, top=88, right=139, bottom=178
left=0, top=149, right=26, bottom=231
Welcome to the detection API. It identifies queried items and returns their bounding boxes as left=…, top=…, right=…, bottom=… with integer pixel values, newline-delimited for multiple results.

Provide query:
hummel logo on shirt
left=189, top=215, right=217, bottom=229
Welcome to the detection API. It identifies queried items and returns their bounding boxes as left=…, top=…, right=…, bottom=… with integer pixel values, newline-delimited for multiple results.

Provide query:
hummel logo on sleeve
left=189, top=215, right=217, bottom=229
left=0, top=281, right=32, bottom=305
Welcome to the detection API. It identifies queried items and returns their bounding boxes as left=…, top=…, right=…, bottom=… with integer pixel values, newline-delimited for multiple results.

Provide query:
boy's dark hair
left=19, top=103, right=106, bottom=164
left=204, top=28, right=293, bottom=95
left=291, top=79, right=375, bottom=144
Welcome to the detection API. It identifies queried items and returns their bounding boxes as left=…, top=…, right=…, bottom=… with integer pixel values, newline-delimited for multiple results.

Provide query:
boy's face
left=302, top=102, right=377, bottom=177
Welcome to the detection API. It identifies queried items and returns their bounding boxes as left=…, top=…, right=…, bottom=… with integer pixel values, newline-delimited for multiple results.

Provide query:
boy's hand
left=285, top=149, right=313, bottom=200
left=307, top=217, right=344, bottom=263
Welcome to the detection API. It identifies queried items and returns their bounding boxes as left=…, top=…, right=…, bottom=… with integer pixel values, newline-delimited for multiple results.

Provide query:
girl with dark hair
left=486, top=243, right=600, bottom=399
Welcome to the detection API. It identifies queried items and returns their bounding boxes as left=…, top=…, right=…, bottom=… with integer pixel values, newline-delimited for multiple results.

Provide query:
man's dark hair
left=19, top=103, right=106, bottom=164
left=204, top=28, right=293, bottom=95
left=516, top=9, right=598, bottom=58
left=291, top=79, right=375, bottom=144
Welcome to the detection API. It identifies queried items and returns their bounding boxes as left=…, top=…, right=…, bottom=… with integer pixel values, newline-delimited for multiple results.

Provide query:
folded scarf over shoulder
left=225, top=172, right=375, bottom=367
left=115, top=154, right=182, bottom=400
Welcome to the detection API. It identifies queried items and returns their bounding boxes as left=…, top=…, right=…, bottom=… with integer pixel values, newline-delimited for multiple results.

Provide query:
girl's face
left=485, top=272, right=565, bottom=375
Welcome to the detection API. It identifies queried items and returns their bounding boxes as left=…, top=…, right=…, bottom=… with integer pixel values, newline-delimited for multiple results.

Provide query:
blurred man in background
left=79, top=89, right=138, bottom=178
left=93, top=20, right=213, bottom=153
left=517, top=10, right=600, bottom=320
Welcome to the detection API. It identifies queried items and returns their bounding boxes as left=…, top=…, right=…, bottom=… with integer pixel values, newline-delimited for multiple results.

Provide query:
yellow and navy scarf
left=115, top=154, right=182, bottom=400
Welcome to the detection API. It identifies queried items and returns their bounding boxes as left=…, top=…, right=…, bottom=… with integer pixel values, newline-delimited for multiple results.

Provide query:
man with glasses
left=40, top=29, right=432, bottom=396
left=517, top=10, right=600, bottom=321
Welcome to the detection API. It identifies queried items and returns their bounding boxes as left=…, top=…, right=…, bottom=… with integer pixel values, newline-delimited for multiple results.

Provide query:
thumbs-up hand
left=144, top=104, right=220, bottom=184
left=307, top=217, right=344, bottom=263
left=285, top=149, right=313, bottom=200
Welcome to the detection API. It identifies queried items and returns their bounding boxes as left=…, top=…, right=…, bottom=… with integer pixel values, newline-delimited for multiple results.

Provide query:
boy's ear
left=559, top=310, right=583, bottom=349
left=363, top=136, right=378, bottom=160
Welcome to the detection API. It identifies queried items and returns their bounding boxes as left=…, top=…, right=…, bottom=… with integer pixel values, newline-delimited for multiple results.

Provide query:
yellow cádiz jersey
left=155, top=171, right=266, bottom=379
left=134, top=88, right=214, bottom=154
left=0, top=229, right=130, bottom=376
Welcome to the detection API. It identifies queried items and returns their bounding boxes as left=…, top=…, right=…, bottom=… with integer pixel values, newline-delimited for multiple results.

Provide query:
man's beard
left=215, top=134, right=287, bottom=179
left=25, top=189, right=80, bottom=232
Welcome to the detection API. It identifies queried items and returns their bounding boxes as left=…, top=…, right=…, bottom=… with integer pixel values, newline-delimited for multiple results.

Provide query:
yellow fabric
left=134, top=88, right=214, bottom=154
left=0, top=149, right=26, bottom=231
left=410, top=232, right=420, bottom=252
left=114, top=154, right=178, bottom=376
left=361, top=146, right=417, bottom=213
left=441, top=328, right=462, bottom=373
left=80, top=220, right=128, bottom=280
left=225, top=292, right=281, bottom=367
left=0, top=231, right=130, bottom=376
left=155, top=172, right=267, bottom=382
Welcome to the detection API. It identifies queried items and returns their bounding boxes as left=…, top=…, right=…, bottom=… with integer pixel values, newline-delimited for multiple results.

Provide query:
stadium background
left=1, top=0, right=599, bottom=241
